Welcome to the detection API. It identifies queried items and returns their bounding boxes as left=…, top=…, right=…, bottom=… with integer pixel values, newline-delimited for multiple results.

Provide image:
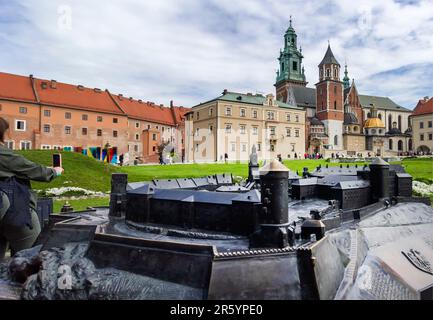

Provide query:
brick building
left=0, top=72, right=189, bottom=164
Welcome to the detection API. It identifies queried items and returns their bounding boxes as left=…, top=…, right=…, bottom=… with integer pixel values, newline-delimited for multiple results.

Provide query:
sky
left=0, top=0, right=432, bottom=109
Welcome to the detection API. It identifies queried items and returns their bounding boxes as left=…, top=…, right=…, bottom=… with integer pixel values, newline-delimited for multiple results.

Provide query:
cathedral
left=275, top=19, right=413, bottom=157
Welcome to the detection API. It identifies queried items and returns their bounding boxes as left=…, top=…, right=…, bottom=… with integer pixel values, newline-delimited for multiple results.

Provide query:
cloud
left=0, top=0, right=431, bottom=109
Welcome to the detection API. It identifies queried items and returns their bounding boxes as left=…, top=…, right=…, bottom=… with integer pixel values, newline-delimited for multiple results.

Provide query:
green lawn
left=53, top=197, right=110, bottom=213
left=16, top=150, right=116, bottom=192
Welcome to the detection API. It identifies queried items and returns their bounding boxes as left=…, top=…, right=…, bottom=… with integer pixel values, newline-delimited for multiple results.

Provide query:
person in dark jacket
left=0, top=118, right=63, bottom=260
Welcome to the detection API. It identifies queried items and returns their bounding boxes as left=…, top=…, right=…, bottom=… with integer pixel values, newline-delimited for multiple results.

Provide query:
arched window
left=334, top=101, right=337, bottom=109
left=378, top=113, right=382, bottom=120
left=398, top=115, right=402, bottom=131
left=409, top=139, right=413, bottom=151
left=334, top=69, right=338, bottom=79
left=326, top=69, right=331, bottom=77
left=398, top=140, right=403, bottom=151
left=334, top=135, right=338, bottom=146
left=367, top=112, right=371, bottom=118
left=389, top=139, right=393, bottom=150
left=388, top=115, right=392, bottom=130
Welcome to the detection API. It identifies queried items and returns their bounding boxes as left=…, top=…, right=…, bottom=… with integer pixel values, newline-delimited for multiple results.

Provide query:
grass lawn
left=16, top=150, right=116, bottom=192
left=53, top=197, right=109, bottom=213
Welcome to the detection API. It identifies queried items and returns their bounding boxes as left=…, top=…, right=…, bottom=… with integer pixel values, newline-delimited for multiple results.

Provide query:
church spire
left=343, top=63, right=350, bottom=89
left=275, top=16, right=307, bottom=90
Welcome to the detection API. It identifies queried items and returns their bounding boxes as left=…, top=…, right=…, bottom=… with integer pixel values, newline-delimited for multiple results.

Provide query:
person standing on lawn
left=0, top=117, right=64, bottom=260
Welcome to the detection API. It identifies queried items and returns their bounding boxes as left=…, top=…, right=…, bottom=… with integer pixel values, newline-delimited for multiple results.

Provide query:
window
left=334, top=86, right=337, bottom=94
left=195, top=144, right=199, bottom=153
left=252, top=127, right=258, bottom=135
left=44, top=110, right=51, bottom=117
left=291, top=144, right=295, bottom=152
left=195, top=128, right=200, bottom=137
left=398, top=115, right=402, bottom=131
left=242, top=144, right=246, bottom=152
left=226, top=107, right=232, bottom=116
left=5, top=141, right=14, bottom=149
left=53, top=146, right=62, bottom=150
left=270, top=127, right=276, bottom=135
left=428, top=121, right=432, bottom=128
left=65, top=126, right=71, bottom=135
left=334, top=135, right=338, bottom=145
left=420, top=122, right=424, bottom=129
left=292, top=61, right=298, bottom=71
left=240, top=125, right=246, bottom=134
left=326, top=69, right=330, bottom=77
left=135, top=122, right=140, bottom=128
left=231, top=143, right=236, bottom=152
left=225, top=124, right=232, bottom=134
left=398, top=140, right=403, bottom=151
left=113, top=118, right=118, bottom=124
left=286, top=114, right=291, bottom=122
left=82, top=128, right=87, bottom=135
left=389, top=139, right=393, bottom=150
left=295, top=115, right=299, bottom=122
left=295, top=129, right=300, bottom=137
left=65, top=112, right=71, bottom=119
left=148, top=125, right=151, bottom=129
left=270, top=145, right=275, bottom=152
left=41, top=145, right=51, bottom=150
left=43, top=124, right=50, bottom=133
left=420, top=134, right=424, bottom=141
left=20, top=141, right=31, bottom=150
left=19, top=107, right=27, bottom=114
left=15, top=120, right=26, bottom=131
left=82, top=114, right=88, bottom=121
left=267, top=111, right=275, bottom=120
left=113, top=130, right=118, bottom=137
left=334, top=101, right=337, bottom=110
left=209, top=125, right=213, bottom=133
left=240, top=109, right=246, bottom=117
left=334, top=69, right=338, bottom=78
left=252, top=110, right=258, bottom=119
left=209, top=108, right=213, bottom=117
left=257, top=143, right=261, bottom=151
left=196, top=112, right=200, bottom=120
left=134, top=145, right=139, bottom=152
left=152, top=133, right=157, bottom=141
left=97, top=129, right=102, bottom=137
left=152, top=146, right=156, bottom=152
left=429, top=133, right=433, bottom=141
left=286, top=128, right=291, bottom=137
left=97, top=116, right=103, bottom=122
left=135, top=134, right=140, bottom=140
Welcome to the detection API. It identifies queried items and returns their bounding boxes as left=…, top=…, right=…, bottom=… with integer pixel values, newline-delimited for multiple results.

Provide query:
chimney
left=170, top=100, right=174, bottom=107
left=94, top=88, right=102, bottom=93
left=29, top=74, right=33, bottom=79
left=424, top=96, right=429, bottom=102
left=41, top=81, right=48, bottom=89
left=118, top=94, right=123, bottom=100
left=50, top=80, right=57, bottom=89
left=129, top=97, right=133, bottom=101
left=138, top=99, right=143, bottom=104
left=222, top=89, right=228, bottom=95
left=77, top=85, right=84, bottom=91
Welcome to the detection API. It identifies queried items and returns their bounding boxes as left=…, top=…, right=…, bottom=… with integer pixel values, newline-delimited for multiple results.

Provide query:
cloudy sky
left=0, top=0, right=432, bottom=109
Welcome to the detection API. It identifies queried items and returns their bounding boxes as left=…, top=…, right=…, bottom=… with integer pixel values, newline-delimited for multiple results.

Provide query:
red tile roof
left=171, top=106, right=190, bottom=125
left=0, top=71, right=191, bottom=125
left=111, top=94, right=177, bottom=126
left=34, top=78, right=124, bottom=115
left=413, top=97, right=433, bottom=117
left=0, top=72, right=37, bottom=103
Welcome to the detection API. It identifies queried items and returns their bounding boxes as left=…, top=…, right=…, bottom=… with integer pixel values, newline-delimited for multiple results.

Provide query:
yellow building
left=185, top=91, right=306, bottom=163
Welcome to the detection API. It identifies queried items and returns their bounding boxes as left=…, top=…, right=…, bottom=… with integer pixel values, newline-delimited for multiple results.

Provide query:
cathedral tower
left=315, top=44, right=344, bottom=150
left=275, top=17, right=307, bottom=102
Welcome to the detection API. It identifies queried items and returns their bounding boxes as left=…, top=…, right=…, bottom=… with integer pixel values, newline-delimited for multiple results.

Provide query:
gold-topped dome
left=364, top=117, right=385, bottom=128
